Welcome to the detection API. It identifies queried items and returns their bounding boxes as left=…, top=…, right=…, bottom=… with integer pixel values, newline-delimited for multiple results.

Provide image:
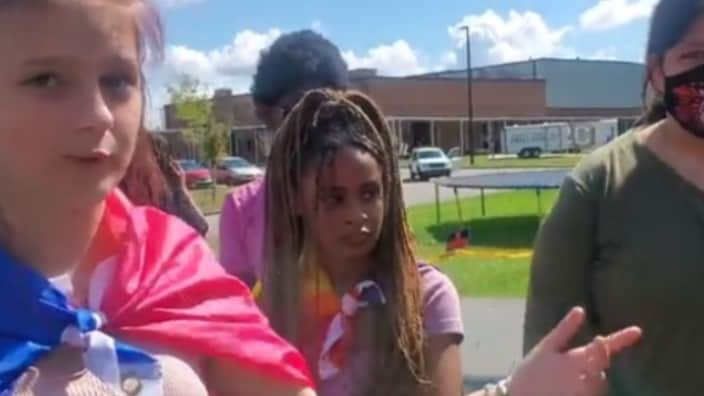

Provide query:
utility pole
left=460, top=25, right=475, bottom=165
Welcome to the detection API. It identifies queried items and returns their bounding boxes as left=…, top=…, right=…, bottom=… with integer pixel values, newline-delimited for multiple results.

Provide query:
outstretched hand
left=508, top=307, right=642, bottom=396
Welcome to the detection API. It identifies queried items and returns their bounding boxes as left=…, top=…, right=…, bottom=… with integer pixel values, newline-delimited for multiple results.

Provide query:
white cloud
left=579, top=0, right=657, bottom=31
left=163, top=28, right=281, bottom=79
left=210, top=29, right=282, bottom=75
left=165, top=45, right=215, bottom=77
left=440, top=50, right=458, bottom=67
left=144, top=28, right=281, bottom=128
left=449, top=10, right=574, bottom=63
left=343, top=40, right=429, bottom=76
left=144, top=29, right=459, bottom=128
left=154, top=0, right=205, bottom=9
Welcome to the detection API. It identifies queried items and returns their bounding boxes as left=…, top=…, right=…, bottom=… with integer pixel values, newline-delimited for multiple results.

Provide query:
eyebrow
left=21, top=56, right=75, bottom=68
left=321, top=185, right=347, bottom=194
left=21, top=54, right=139, bottom=69
left=679, top=40, right=704, bottom=49
left=360, top=181, right=381, bottom=189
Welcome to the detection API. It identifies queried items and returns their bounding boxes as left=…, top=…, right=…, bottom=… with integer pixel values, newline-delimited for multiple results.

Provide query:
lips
left=340, top=232, right=373, bottom=247
left=66, top=148, right=111, bottom=161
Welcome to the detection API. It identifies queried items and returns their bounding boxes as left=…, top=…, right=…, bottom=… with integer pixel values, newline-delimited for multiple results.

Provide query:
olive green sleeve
left=523, top=173, right=600, bottom=354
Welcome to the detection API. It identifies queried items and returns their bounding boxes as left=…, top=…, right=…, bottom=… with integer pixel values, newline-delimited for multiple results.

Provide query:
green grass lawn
left=196, top=183, right=559, bottom=298
left=407, top=190, right=559, bottom=297
left=190, top=185, right=232, bottom=215
left=459, top=154, right=582, bottom=169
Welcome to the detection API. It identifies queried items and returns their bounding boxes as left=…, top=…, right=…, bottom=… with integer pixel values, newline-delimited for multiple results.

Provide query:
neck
left=660, top=117, right=704, bottom=154
left=317, top=251, right=373, bottom=296
left=641, top=118, right=704, bottom=190
left=0, top=195, right=104, bottom=278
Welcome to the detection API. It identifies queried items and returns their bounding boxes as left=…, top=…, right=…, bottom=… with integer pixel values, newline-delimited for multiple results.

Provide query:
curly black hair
left=250, top=30, right=349, bottom=107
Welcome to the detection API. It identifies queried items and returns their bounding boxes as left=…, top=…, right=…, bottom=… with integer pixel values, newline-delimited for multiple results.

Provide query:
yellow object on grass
left=431, top=247, right=533, bottom=262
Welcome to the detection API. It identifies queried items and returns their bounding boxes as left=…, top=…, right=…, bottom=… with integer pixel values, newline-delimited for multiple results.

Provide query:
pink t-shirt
left=219, top=178, right=266, bottom=287
left=219, top=182, right=464, bottom=395
left=316, top=264, right=464, bottom=396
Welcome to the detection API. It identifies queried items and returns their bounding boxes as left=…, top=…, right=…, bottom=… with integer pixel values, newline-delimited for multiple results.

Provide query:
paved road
left=206, top=168, right=542, bottom=238
left=461, top=298, right=525, bottom=390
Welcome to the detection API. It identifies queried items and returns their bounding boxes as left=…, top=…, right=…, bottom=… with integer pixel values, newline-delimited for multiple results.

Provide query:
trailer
left=500, top=119, right=618, bottom=158
left=570, top=118, right=618, bottom=151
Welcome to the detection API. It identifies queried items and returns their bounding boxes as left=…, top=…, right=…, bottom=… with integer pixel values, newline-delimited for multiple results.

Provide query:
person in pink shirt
left=259, top=89, right=643, bottom=396
left=219, top=30, right=350, bottom=286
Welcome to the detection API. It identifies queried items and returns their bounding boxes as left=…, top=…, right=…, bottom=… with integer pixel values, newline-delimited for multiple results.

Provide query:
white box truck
left=570, top=118, right=618, bottom=151
left=501, top=119, right=618, bottom=158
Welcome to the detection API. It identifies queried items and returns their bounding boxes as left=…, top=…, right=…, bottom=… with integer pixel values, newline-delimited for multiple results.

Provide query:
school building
left=162, top=57, right=646, bottom=163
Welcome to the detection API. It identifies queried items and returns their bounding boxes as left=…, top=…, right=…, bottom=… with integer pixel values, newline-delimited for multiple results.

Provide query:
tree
left=168, top=75, right=230, bottom=199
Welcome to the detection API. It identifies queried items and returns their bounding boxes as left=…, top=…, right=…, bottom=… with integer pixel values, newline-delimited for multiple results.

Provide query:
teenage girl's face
left=651, top=15, right=704, bottom=91
left=0, top=0, right=142, bottom=210
left=300, top=146, right=385, bottom=266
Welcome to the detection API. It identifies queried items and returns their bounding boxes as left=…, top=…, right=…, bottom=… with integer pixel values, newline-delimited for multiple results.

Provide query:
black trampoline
left=432, top=169, right=570, bottom=223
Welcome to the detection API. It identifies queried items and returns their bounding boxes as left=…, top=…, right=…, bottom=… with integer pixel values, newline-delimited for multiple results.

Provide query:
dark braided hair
left=262, top=89, right=429, bottom=396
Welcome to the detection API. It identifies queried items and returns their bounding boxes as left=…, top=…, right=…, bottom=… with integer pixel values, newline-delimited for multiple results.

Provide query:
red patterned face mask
left=665, top=63, right=704, bottom=138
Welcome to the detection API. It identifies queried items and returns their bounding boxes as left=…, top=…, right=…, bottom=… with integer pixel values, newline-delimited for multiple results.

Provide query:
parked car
left=409, top=147, right=452, bottom=180
left=214, top=156, right=264, bottom=186
left=177, top=159, right=213, bottom=189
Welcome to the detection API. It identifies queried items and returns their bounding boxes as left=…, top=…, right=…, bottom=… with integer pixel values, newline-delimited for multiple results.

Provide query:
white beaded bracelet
left=483, top=378, right=510, bottom=396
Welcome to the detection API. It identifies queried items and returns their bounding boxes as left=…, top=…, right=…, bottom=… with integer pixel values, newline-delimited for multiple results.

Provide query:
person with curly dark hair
left=219, top=30, right=349, bottom=286
left=250, top=29, right=350, bottom=131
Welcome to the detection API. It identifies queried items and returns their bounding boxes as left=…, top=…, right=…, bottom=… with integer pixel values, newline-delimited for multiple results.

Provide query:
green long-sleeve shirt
left=524, top=130, right=704, bottom=396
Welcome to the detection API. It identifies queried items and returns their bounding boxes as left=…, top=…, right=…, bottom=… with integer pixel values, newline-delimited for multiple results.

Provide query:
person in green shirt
left=525, top=0, right=704, bottom=395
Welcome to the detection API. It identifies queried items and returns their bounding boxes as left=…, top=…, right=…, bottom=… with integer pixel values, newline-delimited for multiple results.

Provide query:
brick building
left=163, top=58, right=646, bottom=163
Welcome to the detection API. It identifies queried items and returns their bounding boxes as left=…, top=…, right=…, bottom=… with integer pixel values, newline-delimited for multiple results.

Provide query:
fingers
left=541, top=307, right=586, bottom=351
left=604, top=327, right=642, bottom=356
left=583, top=336, right=610, bottom=374
left=170, top=160, right=183, bottom=173
left=567, top=326, right=641, bottom=396
left=573, top=327, right=640, bottom=376
left=576, top=371, right=608, bottom=396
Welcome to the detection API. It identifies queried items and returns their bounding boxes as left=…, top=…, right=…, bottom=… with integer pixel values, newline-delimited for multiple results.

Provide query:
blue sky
left=147, top=0, right=656, bottom=126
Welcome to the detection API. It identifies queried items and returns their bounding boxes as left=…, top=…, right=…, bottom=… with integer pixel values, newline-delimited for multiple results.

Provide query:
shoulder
left=158, top=354, right=209, bottom=396
left=223, top=178, right=266, bottom=211
left=569, top=130, right=642, bottom=198
left=418, top=263, right=464, bottom=340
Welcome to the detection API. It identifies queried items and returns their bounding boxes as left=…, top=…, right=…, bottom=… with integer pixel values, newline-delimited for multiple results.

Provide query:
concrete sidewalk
left=461, top=298, right=524, bottom=391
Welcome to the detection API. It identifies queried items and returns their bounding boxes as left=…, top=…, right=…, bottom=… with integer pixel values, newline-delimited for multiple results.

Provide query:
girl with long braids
left=259, top=89, right=642, bottom=396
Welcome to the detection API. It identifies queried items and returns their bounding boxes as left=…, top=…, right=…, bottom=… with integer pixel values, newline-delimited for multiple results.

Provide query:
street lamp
left=460, top=25, right=475, bottom=165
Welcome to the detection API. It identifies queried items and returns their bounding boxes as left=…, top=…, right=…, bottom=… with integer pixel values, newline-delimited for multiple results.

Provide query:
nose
left=344, top=202, right=369, bottom=227
left=76, top=84, right=115, bottom=134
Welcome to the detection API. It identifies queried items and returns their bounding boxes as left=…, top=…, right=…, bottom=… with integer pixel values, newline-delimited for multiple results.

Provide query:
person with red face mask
left=525, top=0, right=704, bottom=395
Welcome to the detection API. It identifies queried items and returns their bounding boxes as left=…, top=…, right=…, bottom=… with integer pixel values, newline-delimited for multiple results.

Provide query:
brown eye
left=360, top=184, right=381, bottom=201
left=320, top=192, right=343, bottom=206
left=24, top=73, right=60, bottom=88
left=361, top=190, right=377, bottom=201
